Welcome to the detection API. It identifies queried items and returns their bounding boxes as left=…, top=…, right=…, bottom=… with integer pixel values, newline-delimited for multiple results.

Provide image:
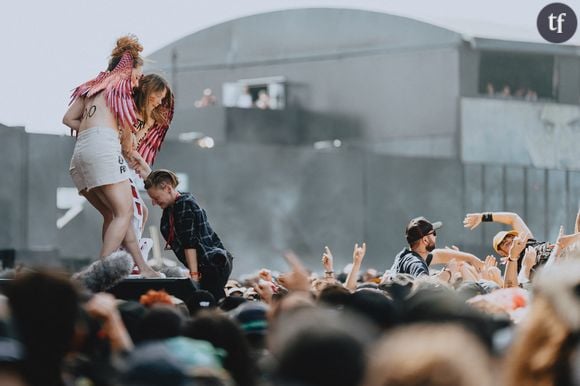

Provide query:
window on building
left=479, top=52, right=555, bottom=101
left=223, top=76, right=286, bottom=110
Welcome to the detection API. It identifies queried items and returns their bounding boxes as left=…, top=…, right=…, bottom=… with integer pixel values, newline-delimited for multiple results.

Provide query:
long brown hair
left=107, top=35, right=143, bottom=71
left=133, top=74, right=171, bottom=126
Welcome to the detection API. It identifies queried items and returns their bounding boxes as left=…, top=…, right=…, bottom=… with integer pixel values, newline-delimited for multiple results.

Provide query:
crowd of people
left=485, top=82, right=539, bottom=101
left=5, top=34, right=576, bottom=386
left=1, top=207, right=580, bottom=386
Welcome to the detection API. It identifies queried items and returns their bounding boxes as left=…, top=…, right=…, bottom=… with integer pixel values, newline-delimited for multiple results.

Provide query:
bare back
left=64, top=91, right=138, bottom=156
left=77, top=93, right=119, bottom=133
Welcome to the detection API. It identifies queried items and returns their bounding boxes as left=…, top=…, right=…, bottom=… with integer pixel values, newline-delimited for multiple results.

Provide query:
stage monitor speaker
left=107, top=278, right=199, bottom=303
left=0, top=249, right=15, bottom=269
left=0, top=279, right=11, bottom=293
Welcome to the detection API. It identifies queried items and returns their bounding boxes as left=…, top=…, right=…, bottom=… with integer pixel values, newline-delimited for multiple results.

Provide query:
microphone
left=72, top=251, right=134, bottom=292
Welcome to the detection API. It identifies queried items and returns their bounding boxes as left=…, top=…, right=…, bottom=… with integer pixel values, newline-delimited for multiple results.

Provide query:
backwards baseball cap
left=185, top=290, right=216, bottom=316
left=492, top=230, right=519, bottom=254
left=405, top=217, right=442, bottom=244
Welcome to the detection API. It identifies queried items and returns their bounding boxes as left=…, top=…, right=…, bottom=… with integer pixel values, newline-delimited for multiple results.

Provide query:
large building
left=147, top=8, right=580, bottom=168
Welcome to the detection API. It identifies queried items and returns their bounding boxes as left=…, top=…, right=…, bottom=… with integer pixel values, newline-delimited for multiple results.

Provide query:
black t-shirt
left=392, top=248, right=433, bottom=278
left=517, top=239, right=552, bottom=278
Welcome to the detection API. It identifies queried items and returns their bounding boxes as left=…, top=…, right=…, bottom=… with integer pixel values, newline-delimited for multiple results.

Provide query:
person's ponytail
left=107, top=35, right=143, bottom=71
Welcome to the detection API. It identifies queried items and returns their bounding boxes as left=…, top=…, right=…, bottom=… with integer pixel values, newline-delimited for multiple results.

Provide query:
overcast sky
left=1, top=0, right=577, bottom=134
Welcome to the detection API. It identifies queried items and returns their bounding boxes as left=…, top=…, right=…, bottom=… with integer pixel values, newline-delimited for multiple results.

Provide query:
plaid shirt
left=160, top=192, right=228, bottom=267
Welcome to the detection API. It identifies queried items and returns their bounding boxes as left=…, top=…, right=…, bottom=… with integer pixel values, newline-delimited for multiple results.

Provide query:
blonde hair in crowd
left=364, top=324, right=495, bottom=386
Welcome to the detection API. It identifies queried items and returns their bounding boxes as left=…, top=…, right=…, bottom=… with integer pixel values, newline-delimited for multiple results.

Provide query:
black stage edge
left=0, top=249, right=15, bottom=269
left=107, top=278, right=199, bottom=303
left=0, top=279, right=11, bottom=293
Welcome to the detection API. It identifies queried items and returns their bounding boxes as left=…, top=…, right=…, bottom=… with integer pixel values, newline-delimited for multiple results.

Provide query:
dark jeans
left=199, top=251, right=233, bottom=301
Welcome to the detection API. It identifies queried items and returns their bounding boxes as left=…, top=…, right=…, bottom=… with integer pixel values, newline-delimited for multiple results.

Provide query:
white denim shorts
left=69, top=127, right=129, bottom=192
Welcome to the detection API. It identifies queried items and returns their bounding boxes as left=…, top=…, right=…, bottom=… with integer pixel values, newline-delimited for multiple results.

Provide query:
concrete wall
left=0, top=125, right=27, bottom=250
left=462, top=97, right=580, bottom=170
left=557, top=56, right=580, bottom=104
left=3, top=129, right=578, bottom=276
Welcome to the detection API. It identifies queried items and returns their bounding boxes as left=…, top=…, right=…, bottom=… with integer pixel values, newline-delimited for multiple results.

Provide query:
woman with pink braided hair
left=63, top=35, right=161, bottom=279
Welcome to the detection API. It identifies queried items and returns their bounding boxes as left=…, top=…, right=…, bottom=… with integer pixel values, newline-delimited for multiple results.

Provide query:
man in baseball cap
left=391, top=216, right=484, bottom=280
left=405, top=217, right=443, bottom=246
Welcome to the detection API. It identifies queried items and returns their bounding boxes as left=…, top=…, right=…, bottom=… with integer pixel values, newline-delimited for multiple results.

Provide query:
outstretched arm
left=84, top=293, right=133, bottom=353
left=321, top=246, right=335, bottom=279
left=345, top=243, right=366, bottom=291
left=463, top=211, right=533, bottom=238
left=128, top=150, right=152, bottom=179
left=431, top=248, right=484, bottom=271
left=545, top=225, right=580, bottom=268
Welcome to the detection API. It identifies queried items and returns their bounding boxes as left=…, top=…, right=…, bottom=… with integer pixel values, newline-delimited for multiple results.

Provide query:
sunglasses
left=426, top=230, right=437, bottom=237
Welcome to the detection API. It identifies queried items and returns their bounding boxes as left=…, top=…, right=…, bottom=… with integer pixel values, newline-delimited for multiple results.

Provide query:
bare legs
left=82, top=180, right=160, bottom=278
left=81, top=190, right=112, bottom=242
left=94, top=182, right=133, bottom=257
left=121, top=224, right=160, bottom=277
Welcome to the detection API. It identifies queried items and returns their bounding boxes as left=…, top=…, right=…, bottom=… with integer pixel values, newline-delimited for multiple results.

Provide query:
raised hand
left=344, top=242, right=366, bottom=291
left=84, top=292, right=133, bottom=351
left=460, top=262, right=479, bottom=282
left=321, top=246, right=334, bottom=272
left=254, top=279, right=274, bottom=304
left=440, top=259, right=458, bottom=285
left=279, top=251, right=310, bottom=292
left=84, top=292, right=118, bottom=320
left=508, top=232, right=528, bottom=259
left=521, top=246, right=537, bottom=271
left=553, top=225, right=580, bottom=250
left=555, top=225, right=565, bottom=248
left=481, top=255, right=498, bottom=281
left=485, top=266, right=503, bottom=287
left=258, top=268, right=273, bottom=282
left=353, top=242, right=367, bottom=264
left=484, top=255, right=497, bottom=269
left=463, top=213, right=482, bottom=230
